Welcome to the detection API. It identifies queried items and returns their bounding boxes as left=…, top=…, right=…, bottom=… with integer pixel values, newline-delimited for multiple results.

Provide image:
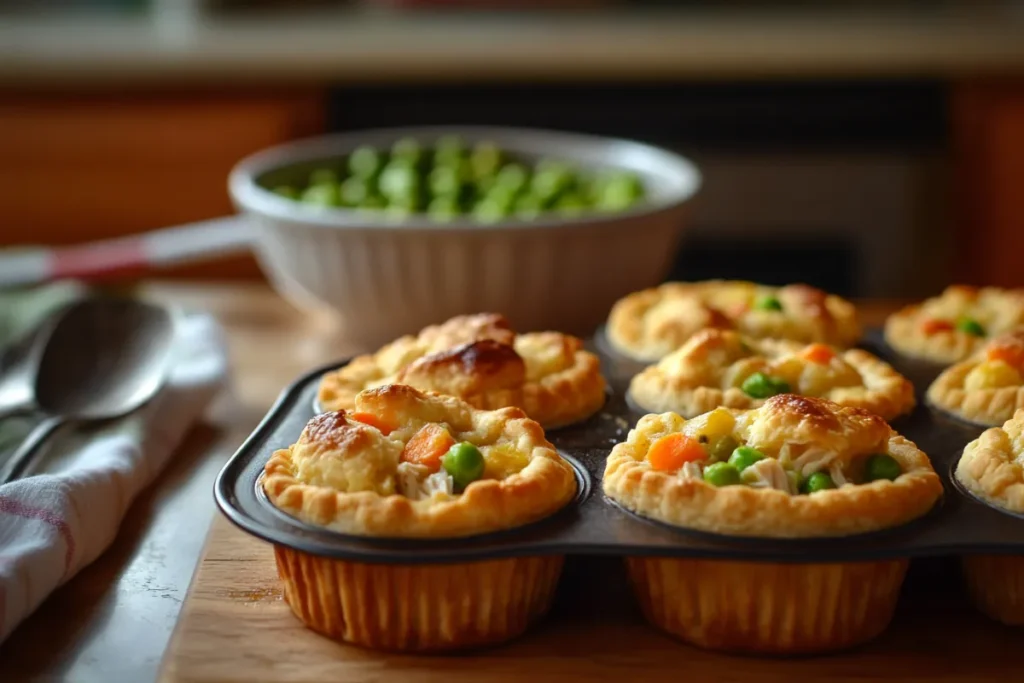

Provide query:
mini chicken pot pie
left=605, top=280, right=861, bottom=362
left=603, top=394, right=943, bottom=653
left=884, top=285, right=1024, bottom=365
left=955, top=410, right=1024, bottom=625
left=263, top=384, right=576, bottom=650
left=926, top=330, right=1024, bottom=427
left=317, top=313, right=606, bottom=430
left=628, top=328, right=915, bottom=422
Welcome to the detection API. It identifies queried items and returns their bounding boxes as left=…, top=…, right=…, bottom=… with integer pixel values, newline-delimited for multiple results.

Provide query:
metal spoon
left=0, top=298, right=176, bottom=483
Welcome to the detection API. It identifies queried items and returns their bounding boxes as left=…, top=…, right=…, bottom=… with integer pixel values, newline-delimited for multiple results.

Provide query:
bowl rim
left=228, top=125, right=701, bottom=232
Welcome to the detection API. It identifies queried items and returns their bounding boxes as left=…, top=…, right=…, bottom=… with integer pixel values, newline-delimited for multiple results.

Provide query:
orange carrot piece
left=647, top=433, right=707, bottom=472
left=348, top=411, right=396, bottom=435
left=921, top=318, right=954, bottom=335
left=801, top=343, right=836, bottom=364
left=401, top=423, right=456, bottom=472
left=987, top=345, right=1024, bottom=371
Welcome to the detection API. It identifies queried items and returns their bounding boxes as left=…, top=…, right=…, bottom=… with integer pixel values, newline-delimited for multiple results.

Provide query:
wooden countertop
left=3, top=4, right=1024, bottom=85
left=0, top=281, right=987, bottom=681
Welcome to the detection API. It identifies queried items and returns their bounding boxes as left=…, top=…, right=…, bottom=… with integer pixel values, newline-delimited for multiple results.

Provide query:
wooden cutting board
left=160, top=514, right=1020, bottom=683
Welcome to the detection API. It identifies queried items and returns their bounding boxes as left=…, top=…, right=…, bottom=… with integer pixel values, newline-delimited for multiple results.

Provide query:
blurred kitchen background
left=1, top=0, right=1023, bottom=297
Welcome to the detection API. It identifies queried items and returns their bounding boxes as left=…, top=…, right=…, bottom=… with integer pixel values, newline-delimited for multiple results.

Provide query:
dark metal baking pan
left=215, top=329, right=1024, bottom=565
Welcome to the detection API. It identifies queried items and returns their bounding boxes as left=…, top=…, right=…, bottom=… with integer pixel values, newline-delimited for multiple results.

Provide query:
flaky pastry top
left=926, top=329, right=1024, bottom=427
left=955, top=410, right=1024, bottom=514
left=264, top=384, right=577, bottom=538
left=602, top=394, right=942, bottom=538
left=884, top=285, right=1024, bottom=364
left=628, top=328, right=915, bottom=421
left=606, top=280, right=861, bottom=362
left=317, top=313, right=606, bottom=429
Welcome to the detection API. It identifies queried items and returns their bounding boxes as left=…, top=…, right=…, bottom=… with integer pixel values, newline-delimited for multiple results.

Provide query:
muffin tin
left=215, top=327, right=1024, bottom=565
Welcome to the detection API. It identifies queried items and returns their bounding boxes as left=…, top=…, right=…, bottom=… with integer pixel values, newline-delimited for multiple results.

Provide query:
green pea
left=271, top=185, right=299, bottom=200
left=470, top=141, right=504, bottom=180
left=706, top=434, right=739, bottom=462
left=864, top=454, right=902, bottom=482
left=741, top=372, right=790, bottom=399
left=378, top=164, right=420, bottom=201
left=391, top=137, right=424, bottom=166
left=340, top=177, right=370, bottom=207
left=428, top=165, right=466, bottom=198
left=472, top=199, right=510, bottom=223
left=956, top=318, right=986, bottom=337
left=427, top=196, right=460, bottom=222
left=754, top=296, right=783, bottom=312
left=442, top=442, right=485, bottom=490
left=555, top=192, right=587, bottom=216
left=300, top=183, right=342, bottom=207
left=495, top=163, right=529, bottom=194
left=595, top=172, right=644, bottom=211
left=530, top=162, right=574, bottom=204
left=728, top=445, right=765, bottom=472
left=513, top=193, right=544, bottom=219
left=703, top=462, right=742, bottom=487
left=800, top=471, right=836, bottom=494
left=308, top=168, right=339, bottom=186
left=348, top=146, right=383, bottom=179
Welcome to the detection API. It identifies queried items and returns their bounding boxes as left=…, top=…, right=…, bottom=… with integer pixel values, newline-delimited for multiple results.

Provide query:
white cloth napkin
left=0, top=310, right=227, bottom=643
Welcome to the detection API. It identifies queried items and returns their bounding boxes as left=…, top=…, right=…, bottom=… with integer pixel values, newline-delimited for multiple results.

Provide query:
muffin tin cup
left=215, top=327, right=1024, bottom=647
left=625, top=556, right=908, bottom=654
left=274, top=546, right=564, bottom=651
left=961, top=554, right=1024, bottom=626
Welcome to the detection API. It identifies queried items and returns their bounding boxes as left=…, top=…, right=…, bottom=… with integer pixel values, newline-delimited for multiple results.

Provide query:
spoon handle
left=0, top=416, right=66, bottom=484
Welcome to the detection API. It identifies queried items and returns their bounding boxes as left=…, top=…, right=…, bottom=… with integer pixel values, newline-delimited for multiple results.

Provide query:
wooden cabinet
left=954, top=82, right=1024, bottom=288
left=0, top=90, right=325, bottom=278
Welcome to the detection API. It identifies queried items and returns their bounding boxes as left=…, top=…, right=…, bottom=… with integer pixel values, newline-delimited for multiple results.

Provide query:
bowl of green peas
left=229, top=126, right=701, bottom=347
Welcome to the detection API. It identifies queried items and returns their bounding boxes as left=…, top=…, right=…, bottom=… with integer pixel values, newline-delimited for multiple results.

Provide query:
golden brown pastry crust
left=602, top=395, right=943, bottom=538
left=606, top=280, right=861, bottom=362
left=628, top=329, right=915, bottom=421
left=317, top=314, right=606, bottom=429
left=264, top=384, right=577, bottom=539
left=927, top=331, right=1024, bottom=427
left=884, top=285, right=1024, bottom=365
left=954, top=410, right=1024, bottom=513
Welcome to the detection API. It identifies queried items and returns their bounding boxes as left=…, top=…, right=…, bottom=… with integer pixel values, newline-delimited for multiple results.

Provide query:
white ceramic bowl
left=229, top=126, right=701, bottom=349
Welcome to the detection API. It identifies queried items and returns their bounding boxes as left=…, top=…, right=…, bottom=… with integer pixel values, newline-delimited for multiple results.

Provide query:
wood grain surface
left=157, top=292, right=1022, bottom=682
left=162, top=521, right=1018, bottom=683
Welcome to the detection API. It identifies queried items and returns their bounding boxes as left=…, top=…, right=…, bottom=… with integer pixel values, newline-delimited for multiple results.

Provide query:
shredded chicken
left=828, top=462, right=850, bottom=488
left=742, top=458, right=796, bottom=494
left=396, top=462, right=454, bottom=501
left=777, top=442, right=842, bottom=478
left=678, top=461, right=703, bottom=481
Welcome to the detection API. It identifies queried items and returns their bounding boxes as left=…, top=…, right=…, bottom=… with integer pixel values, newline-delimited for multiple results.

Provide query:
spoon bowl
left=34, top=299, right=175, bottom=420
left=0, top=297, right=176, bottom=483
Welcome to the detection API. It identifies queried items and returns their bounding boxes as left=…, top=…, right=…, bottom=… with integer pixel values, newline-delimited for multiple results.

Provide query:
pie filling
left=658, top=333, right=867, bottom=399
left=912, top=286, right=1024, bottom=343
left=640, top=407, right=903, bottom=495
left=963, top=336, right=1024, bottom=390
left=293, top=411, right=534, bottom=503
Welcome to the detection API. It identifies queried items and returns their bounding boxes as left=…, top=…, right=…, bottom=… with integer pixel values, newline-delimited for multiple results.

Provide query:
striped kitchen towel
left=0, top=309, right=227, bottom=643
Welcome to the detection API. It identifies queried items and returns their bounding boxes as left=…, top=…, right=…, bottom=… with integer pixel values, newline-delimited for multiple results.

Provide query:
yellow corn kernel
left=965, top=360, right=1023, bottom=391
left=482, top=443, right=531, bottom=480
left=701, top=408, right=736, bottom=439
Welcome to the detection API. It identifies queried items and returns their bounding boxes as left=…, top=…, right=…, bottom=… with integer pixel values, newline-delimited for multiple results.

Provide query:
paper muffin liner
left=625, top=556, right=908, bottom=654
left=274, top=546, right=564, bottom=651
left=962, top=555, right=1024, bottom=625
